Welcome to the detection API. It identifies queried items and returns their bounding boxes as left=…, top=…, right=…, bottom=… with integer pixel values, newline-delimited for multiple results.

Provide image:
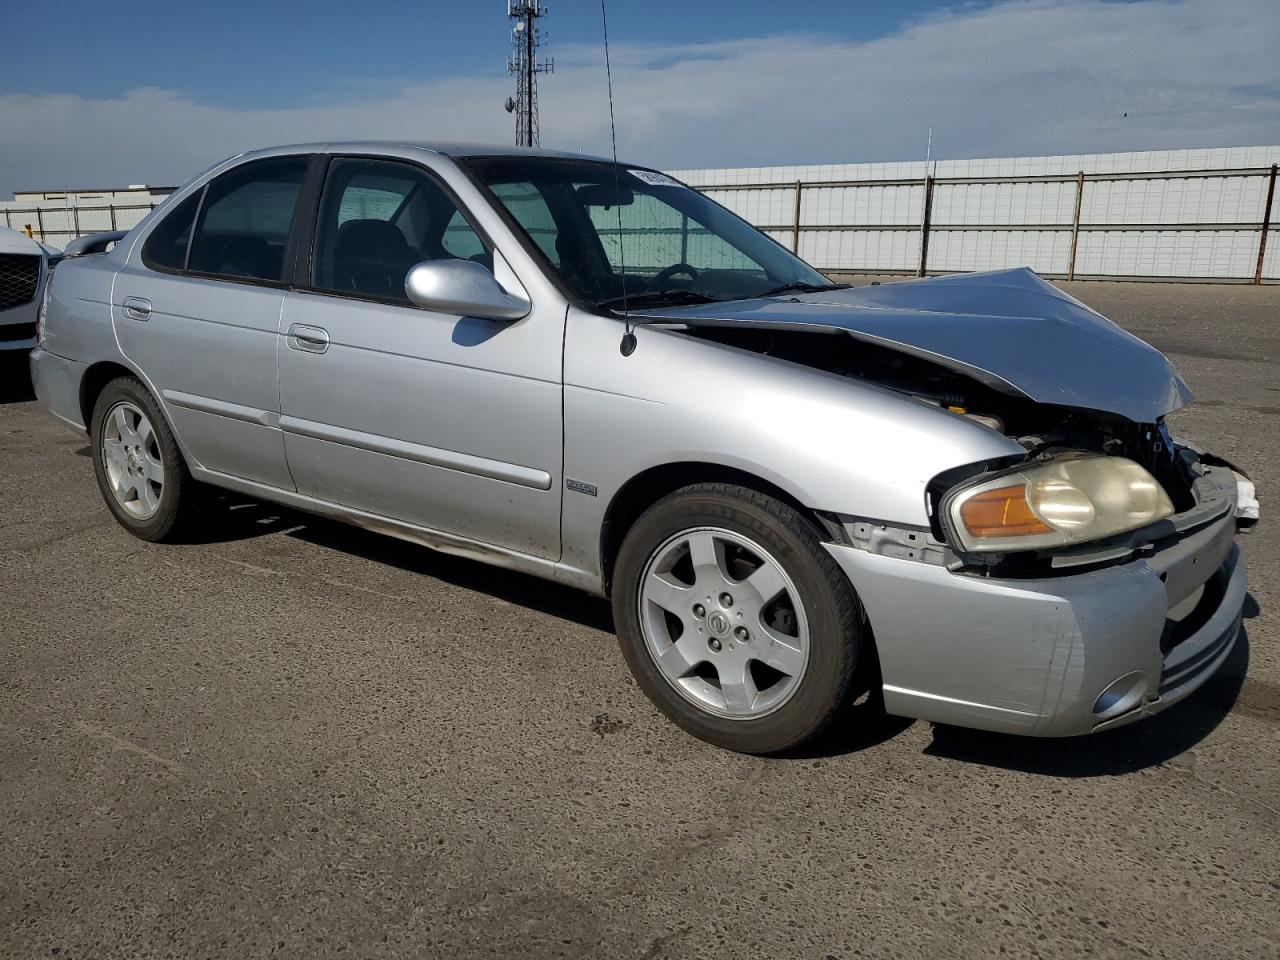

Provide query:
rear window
left=187, top=157, right=308, bottom=282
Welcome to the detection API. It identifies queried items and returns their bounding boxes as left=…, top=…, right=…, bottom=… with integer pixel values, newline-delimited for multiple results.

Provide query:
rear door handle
left=122, top=297, right=152, bottom=321
left=287, top=323, right=329, bottom=354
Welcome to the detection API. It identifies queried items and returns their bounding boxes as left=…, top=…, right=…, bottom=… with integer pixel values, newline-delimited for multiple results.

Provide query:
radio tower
left=505, top=1, right=553, bottom=147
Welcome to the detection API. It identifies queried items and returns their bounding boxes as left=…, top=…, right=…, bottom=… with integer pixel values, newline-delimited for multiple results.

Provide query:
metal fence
left=688, top=162, right=1279, bottom=283
left=6, top=154, right=1278, bottom=282
left=1, top=202, right=159, bottom=250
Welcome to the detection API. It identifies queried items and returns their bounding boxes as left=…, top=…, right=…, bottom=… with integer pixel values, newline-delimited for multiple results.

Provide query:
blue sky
left=0, top=0, right=951, bottom=109
left=1, top=0, right=1276, bottom=195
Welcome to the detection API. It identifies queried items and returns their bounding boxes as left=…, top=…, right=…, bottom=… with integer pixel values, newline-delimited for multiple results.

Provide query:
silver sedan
left=30, top=142, right=1257, bottom=753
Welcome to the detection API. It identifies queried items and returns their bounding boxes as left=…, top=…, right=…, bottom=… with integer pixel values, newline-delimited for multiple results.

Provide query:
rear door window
left=187, top=157, right=309, bottom=282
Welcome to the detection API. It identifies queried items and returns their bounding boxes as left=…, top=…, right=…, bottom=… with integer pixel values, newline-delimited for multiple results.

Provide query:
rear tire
left=90, top=376, right=201, bottom=542
left=612, top=483, right=866, bottom=754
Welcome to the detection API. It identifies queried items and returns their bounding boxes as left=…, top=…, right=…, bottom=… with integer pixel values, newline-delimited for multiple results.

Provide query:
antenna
left=506, top=1, right=553, bottom=148
left=599, top=0, right=634, bottom=355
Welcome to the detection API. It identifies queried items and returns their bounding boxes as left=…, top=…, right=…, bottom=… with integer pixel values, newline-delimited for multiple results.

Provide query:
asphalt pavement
left=1, top=279, right=1277, bottom=959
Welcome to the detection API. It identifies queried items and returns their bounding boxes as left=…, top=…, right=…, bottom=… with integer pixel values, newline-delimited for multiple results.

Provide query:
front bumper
left=1, top=303, right=38, bottom=351
left=825, top=463, right=1248, bottom=737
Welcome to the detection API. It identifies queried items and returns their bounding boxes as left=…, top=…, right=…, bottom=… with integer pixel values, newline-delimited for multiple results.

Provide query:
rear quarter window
left=142, top=191, right=202, bottom=271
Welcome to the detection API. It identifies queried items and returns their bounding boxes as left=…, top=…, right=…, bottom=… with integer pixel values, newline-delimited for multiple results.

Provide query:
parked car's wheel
left=613, top=483, right=866, bottom=754
left=90, top=377, right=199, bottom=542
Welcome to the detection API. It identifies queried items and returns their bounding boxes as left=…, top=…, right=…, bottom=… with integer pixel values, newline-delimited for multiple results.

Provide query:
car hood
left=637, top=267, right=1191, bottom=423
left=0, top=226, right=46, bottom=257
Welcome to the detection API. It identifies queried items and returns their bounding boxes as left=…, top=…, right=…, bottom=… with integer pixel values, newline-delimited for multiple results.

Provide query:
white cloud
left=1, top=0, right=1276, bottom=194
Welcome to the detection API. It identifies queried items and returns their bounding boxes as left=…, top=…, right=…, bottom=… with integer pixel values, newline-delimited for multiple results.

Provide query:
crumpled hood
left=638, top=267, right=1192, bottom=423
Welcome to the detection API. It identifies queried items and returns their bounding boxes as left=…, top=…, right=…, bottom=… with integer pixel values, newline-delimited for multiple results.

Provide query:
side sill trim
left=184, top=464, right=601, bottom=594
left=278, top=415, right=553, bottom=491
left=162, top=390, right=280, bottom=428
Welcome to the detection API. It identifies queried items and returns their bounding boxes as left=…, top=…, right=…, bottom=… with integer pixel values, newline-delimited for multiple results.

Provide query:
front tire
left=612, top=483, right=866, bottom=754
left=90, top=376, right=200, bottom=542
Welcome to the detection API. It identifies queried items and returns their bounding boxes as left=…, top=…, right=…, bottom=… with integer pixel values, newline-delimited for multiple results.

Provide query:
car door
left=112, top=155, right=314, bottom=489
left=276, top=155, right=563, bottom=559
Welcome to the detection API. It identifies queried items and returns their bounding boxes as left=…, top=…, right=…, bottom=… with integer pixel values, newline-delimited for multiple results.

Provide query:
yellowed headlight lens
left=1027, top=478, right=1096, bottom=529
left=949, top=455, right=1176, bottom=552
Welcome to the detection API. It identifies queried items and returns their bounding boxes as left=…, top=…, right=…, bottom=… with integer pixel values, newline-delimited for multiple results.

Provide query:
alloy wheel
left=101, top=401, right=164, bottom=520
left=637, top=526, right=810, bottom=719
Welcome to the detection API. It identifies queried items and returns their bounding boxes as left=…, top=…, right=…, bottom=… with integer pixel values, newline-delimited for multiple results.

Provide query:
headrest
left=335, top=219, right=412, bottom=259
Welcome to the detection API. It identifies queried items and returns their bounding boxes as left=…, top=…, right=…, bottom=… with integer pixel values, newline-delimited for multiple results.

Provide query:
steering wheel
left=649, top=262, right=700, bottom=289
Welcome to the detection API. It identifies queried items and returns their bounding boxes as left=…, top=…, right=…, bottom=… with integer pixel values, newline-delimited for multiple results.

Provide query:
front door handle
left=122, top=297, right=152, bottom=321
left=287, top=324, right=329, bottom=354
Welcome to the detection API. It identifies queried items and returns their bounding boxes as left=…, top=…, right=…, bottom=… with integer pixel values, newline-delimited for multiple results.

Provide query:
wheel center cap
left=707, top=611, right=730, bottom=636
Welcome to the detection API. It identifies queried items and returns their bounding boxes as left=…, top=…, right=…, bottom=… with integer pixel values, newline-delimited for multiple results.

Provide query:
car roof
left=243, top=140, right=618, bottom=164
left=408, top=141, right=615, bottom=162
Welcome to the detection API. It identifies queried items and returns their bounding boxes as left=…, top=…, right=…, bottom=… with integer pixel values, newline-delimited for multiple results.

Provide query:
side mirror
left=404, top=259, right=531, bottom=321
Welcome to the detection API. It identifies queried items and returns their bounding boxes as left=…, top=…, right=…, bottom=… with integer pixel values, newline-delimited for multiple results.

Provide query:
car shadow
left=172, top=493, right=317, bottom=545
left=0, top=355, right=36, bottom=404
left=169, top=494, right=613, bottom=631
left=286, top=516, right=616, bottom=634
left=782, top=691, right=918, bottom=759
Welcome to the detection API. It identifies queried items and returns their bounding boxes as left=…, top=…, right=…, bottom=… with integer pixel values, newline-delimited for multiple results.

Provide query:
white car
left=1, top=226, right=61, bottom=353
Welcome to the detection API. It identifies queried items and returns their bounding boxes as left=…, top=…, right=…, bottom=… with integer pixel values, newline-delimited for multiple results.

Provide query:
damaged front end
left=928, top=442, right=1255, bottom=577
left=643, top=267, right=1254, bottom=575
left=639, top=267, right=1255, bottom=735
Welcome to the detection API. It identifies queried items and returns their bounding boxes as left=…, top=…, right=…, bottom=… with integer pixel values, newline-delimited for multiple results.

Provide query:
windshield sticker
left=628, top=169, right=682, bottom=188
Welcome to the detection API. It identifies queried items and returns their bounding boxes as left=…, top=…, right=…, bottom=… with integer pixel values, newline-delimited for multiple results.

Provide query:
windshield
left=460, top=156, right=837, bottom=309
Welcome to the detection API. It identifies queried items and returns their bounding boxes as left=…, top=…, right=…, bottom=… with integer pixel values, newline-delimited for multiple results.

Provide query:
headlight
left=944, top=454, right=1175, bottom=552
left=36, top=273, right=55, bottom=348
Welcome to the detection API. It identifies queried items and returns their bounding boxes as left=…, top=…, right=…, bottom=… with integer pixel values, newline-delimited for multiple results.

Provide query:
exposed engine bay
left=679, top=324, right=1200, bottom=514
